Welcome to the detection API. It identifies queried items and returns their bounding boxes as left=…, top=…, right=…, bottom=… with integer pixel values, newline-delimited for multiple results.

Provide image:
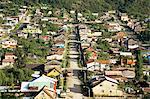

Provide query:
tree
left=135, top=50, right=143, bottom=81
left=0, top=70, right=6, bottom=85
left=14, top=47, right=26, bottom=68
left=96, top=39, right=110, bottom=51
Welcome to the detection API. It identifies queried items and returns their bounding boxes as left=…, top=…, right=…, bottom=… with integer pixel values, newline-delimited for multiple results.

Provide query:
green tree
left=135, top=50, right=143, bottom=81
left=96, top=39, right=110, bottom=51
left=0, top=70, right=6, bottom=85
left=14, top=47, right=26, bottom=68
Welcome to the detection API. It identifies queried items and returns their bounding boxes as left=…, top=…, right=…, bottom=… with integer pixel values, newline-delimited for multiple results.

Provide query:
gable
left=92, top=80, right=118, bottom=90
left=31, top=75, right=57, bottom=83
left=35, top=89, right=54, bottom=99
left=47, top=69, right=60, bottom=77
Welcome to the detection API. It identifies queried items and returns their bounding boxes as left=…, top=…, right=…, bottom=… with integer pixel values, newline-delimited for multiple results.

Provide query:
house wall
left=34, top=90, right=55, bottom=99
left=5, top=55, right=16, bottom=59
left=92, top=80, right=123, bottom=96
left=2, top=62, right=14, bottom=67
left=47, top=69, right=60, bottom=77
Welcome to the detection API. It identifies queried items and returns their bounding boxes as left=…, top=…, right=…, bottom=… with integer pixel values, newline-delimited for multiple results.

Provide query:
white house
left=107, top=22, right=122, bottom=32
left=18, top=32, right=28, bottom=39
left=91, top=76, right=123, bottom=96
left=2, top=59, right=15, bottom=68
left=121, top=15, right=129, bottom=21
left=1, top=38, right=17, bottom=49
left=120, top=52, right=132, bottom=56
left=47, top=55, right=63, bottom=60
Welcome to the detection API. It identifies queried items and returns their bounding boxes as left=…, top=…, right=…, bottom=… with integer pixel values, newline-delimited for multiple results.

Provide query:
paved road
left=65, top=27, right=83, bottom=99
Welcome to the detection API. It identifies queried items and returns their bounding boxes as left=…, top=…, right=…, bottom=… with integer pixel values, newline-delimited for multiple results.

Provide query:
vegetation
left=96, top=39, right=110, bottom=51
left=137, top=23, right=150, bottom=44
left=135, top=50, right=143, bottom=81
left=1, top=0, right=149, bottom=19
left=0, top=68, right=33, bottom=86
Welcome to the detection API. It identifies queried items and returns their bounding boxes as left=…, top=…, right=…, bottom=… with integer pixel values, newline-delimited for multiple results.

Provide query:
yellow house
left=34, top=86, right=56, bottom=99
left=91, top=76, right=123, bottom=96
left=47, top=67, right=62, bottom=77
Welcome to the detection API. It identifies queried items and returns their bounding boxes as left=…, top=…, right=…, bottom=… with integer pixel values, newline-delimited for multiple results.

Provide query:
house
left=121, top=15, right=129, bottom=21
left=87, top=32, right=102, bottom=38
left=25, top=64, right=45, bottom=74
left=70, top=10, right=75, bottom=14
left=122, top=70, right=135, bottom=79
left=4, top=53, right=16, bottom=59
left=22, top=25, right=42, bottom=34
left=86, top=47, right=98, bottom=60
left=108, top=10, right=116, bottom=14
left=106, top=22, right=122, bottom=32
left=21, top=75, right=57, bottom=93
left=17, top=32, right=28, bottom=39
left=115, top=32, right=126, bottom=40
left=104, top=71, right=124, bottom=81
left=1, top=38, right=17, bottom=49
left=127, top=39, right=139, bottom=49
left=0, top=53, right=16, bottom=69
left=1, top=59, right=15, bottom=68
left=120, top=52, right=132, bottom=56
left=90, top=76, right=123, bottom=96
left=92, top=13, right=98, bottom=16
left=47, top=67, right=62, bottom=77
left=34, top=86, right=56, bottom=99
left=3, top=16, right=19, bottom=26
left=0, top=32, right=5, bottom=37
left=39, top=35, right=50, bottom=42
left=44, top=60, right=62, bottom=71
left=47, top=55, right=63, bottom=60
left=54, top=34, right=65, bottom=41
left=87, top=61, right=100, bottom=71
left=96, top=60, right=110, bottom=71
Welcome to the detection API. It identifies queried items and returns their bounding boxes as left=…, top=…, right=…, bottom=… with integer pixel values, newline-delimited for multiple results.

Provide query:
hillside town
left=0, top=1, right=150, bottom=99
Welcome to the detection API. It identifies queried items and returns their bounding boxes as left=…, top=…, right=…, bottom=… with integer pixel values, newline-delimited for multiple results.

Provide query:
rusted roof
left=96, top=60, right=110, bottom=64
left=2, top=59, right=15, bottom=62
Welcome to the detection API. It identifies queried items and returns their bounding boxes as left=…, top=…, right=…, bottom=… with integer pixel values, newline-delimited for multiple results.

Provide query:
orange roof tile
left=96, top=60, right=110, bottom=64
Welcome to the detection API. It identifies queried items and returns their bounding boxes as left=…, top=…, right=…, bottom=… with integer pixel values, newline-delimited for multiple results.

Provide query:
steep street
left=65, top=26, right=83, bottom=99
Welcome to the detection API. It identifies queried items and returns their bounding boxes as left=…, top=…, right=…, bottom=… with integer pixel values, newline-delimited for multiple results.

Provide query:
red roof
left=143, top=88, right=150, bottom=92
left=5, top=53, right=14, bottom=56
left=86, top=59, right=94, bottom=64
left=2, top=59, right=15, bottom=62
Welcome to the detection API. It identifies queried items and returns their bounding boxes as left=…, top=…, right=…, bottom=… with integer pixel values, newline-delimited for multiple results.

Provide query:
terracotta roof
left=143, top=88, right=150, bottom=92
left=96, top=60, right=110, bottom=64
left=5, top=53, right=14, bottom=56
left=2, top=59, right=15, bottom=62
left=116, top=32, right=126, bottom=38
left=86, top=59, right=95, bottom=64
left=127, top=60, right=136, bottom=65
left=51, top=48, right=64, bottom=51
left=87, top=47, right=95, bottom=52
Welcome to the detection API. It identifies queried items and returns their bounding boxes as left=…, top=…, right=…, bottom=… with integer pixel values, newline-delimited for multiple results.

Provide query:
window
left=102, top=90, right=104, bottom=93
left=50, top=82, right=54, bottom=88
left=112, top=85, right=114, bottom=87
left=100, top=85, right=102, bottom=87
left=110, top=90, right=112, bottom=93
